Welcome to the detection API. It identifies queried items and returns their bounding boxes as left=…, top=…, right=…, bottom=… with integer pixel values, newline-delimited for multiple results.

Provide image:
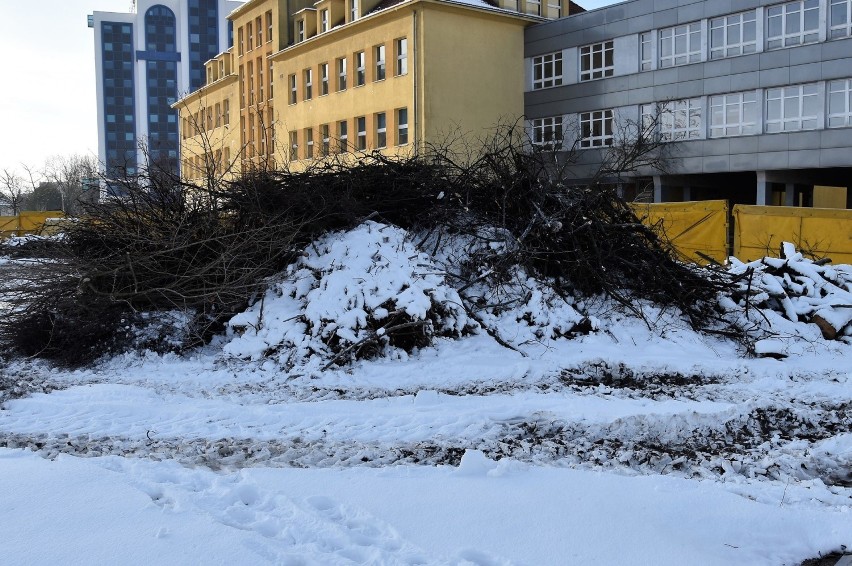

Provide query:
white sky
left=0, top=0, right=620, bottom=175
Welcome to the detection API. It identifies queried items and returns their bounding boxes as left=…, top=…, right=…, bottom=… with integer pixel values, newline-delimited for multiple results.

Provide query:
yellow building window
left=396, top=107, right=408, bottom=145
left=289, top=131, right=298, bottom=160
left=356, top=116, right=367, bottom=150
left=304, top=68, right=313, bottom=100
left=320, top=63, right=329, bottom=95
left=337, top=57, right=347, bottom=91
left=305, top=127, right=314, bottom=159
left=247, top=21, right=253, bottom=51
left=374, top=44, right=386, bottom=81
left=320, top=124, right=330, bottom=156
left=375, top=112, right=386, bottom=148
left=355, top=51, right=365, bottom=86
left=266, top=11, right=273, bottom=43
left=338, top=120, right=348, bottom=152
left=395, top=38, right=408, bottom=76
left=289, top=74, right=297, bottom=104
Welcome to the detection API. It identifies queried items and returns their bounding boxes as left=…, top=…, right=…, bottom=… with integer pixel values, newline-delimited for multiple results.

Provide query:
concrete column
left=653, top=175, right=663, bottom=203
left=756, top=171, right=771, bottom=205
left=785, top=182, right=796, bottom=207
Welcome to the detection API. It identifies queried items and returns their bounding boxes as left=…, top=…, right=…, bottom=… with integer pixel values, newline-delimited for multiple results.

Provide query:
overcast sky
left=0, top=0, right=620, bottom=175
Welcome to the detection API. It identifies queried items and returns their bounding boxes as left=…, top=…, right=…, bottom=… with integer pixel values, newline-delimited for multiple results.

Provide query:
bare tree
left=0, top=169, right=29, bottom=216
left=43, top=154, right=99, bottom=215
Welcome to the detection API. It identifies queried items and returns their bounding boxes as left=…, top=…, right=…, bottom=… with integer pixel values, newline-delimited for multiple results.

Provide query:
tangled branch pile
left=0, top=127, right=734, bottom=367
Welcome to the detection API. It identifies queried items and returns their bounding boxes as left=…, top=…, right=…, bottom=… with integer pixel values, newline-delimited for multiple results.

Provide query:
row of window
left=240, top=106, right=276, bottom=159
left=288, top=108, right=409, bottom=160
left=181, top=99, right=231, bottom=139
left=237, top=11, right=274, bottom=56
left=531, top=78, right=852, bottom=147
left=239, top=57, right=275, bottom=108
left=182, top=147, right=232, bottom=179
left=287, top=38, right=407, bottom=105
left=532, top=0, right=852, bottom=89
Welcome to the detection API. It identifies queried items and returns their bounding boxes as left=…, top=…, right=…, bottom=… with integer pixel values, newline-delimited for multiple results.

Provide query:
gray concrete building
left=524, top=0, right=852, bottom=208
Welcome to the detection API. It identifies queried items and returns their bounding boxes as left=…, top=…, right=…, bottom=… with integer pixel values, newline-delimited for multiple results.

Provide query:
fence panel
left=631, top=200, right=729, bottom=264
left=0, top=216, right=20, bottom=238
left=0, top=211, right=64, bottom=239
left=733, top=205, right=852, bottom=264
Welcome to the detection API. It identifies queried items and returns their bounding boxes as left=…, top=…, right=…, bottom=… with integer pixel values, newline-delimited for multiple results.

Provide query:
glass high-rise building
left=90, top=0, right=241, bottom=178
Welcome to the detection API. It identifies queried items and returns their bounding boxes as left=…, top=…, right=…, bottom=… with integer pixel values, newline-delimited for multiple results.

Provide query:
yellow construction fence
left=733, top=205, right=852, bottom=264
left=0, top=211, right=65, bottom=239
left=630, top=200, right=730, bottom=264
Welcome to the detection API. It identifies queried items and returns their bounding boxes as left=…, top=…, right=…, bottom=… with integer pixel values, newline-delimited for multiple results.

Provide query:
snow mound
left=224, top=221, right=476, bottom=369
left=722, top=243, right=852, bottom=357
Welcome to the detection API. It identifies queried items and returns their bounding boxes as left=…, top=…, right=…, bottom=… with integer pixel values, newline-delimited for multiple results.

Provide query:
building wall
left=523, top=0, right=852, bottom=200
left=420, top=4, right=528, bottom=151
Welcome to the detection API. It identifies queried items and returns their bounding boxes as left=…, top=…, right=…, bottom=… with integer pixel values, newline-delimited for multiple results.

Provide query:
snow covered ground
left=1, top=224, right=851, bottom=565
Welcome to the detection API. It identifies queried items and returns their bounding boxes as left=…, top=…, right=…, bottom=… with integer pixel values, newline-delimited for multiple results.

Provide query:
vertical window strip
left=830, top=0, right=852, bottom=38
left=828, top=79, right=852, bottom=127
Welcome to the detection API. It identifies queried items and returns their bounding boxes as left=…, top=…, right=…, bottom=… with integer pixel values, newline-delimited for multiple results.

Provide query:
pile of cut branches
left=0, top=126, right=737, bottom=366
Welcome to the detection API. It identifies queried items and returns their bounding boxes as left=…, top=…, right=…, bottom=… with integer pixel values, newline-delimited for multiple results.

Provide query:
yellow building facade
left=175, top=0, right=570, bottom=179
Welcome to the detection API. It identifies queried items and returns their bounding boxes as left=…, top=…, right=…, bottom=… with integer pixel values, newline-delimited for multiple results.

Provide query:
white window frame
left=289, top=131, right=298, bottom=160
left=766, top=0, right=820, bottom=50
left=375, top=45, right=386, bottom=81
left=709, top=91, right=760, bottom=138
left=531, top=116, right=563, bottom=148
left=397, top=107, right=408, bottom=145
left=579, top=110, right=613, bottom=148
left=396, top=38, right=408, bottom=76
left=642, top=99, right=703, bottom=141
left=532, top=51, right=563, bottom=90
left=321, top=124, right=330, bottom=156
left=321, top=9, right=329, bottom=33
left=351, top=0, right=359, bottom=21
left=828, top=78, right=852, bottom=127
left=338, top=120, right=348, bottom=152
left=579, top=41, right=614, bottom=82
left=659, top=22, right=702, bottom=68
left=640, top=32, right=654, bottom=71
left=320, top=63, right=329, bottom=96
left=305, top=128, right=314, bottom=159
left=830, top=0, right=852, bottom=38
left=710, top=10, right=758, bottom=59
left=297, top=19, right=305, bottom=42
left=288, top=74, right=297, bottom=105
left=376, top=112, right=387, bottom=148
left=765, top=83, right=821, bottom=132
left=337, top=57, right=347, bottom=91
left=304, top=68, right=313, bottom=100
left=547, top=0, right=561, bottom=18
left=355, top=51, right=366, bottom=86
left=527, top=0, right=542, bottom=16
left=356, top=116, right=367, bottom=150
